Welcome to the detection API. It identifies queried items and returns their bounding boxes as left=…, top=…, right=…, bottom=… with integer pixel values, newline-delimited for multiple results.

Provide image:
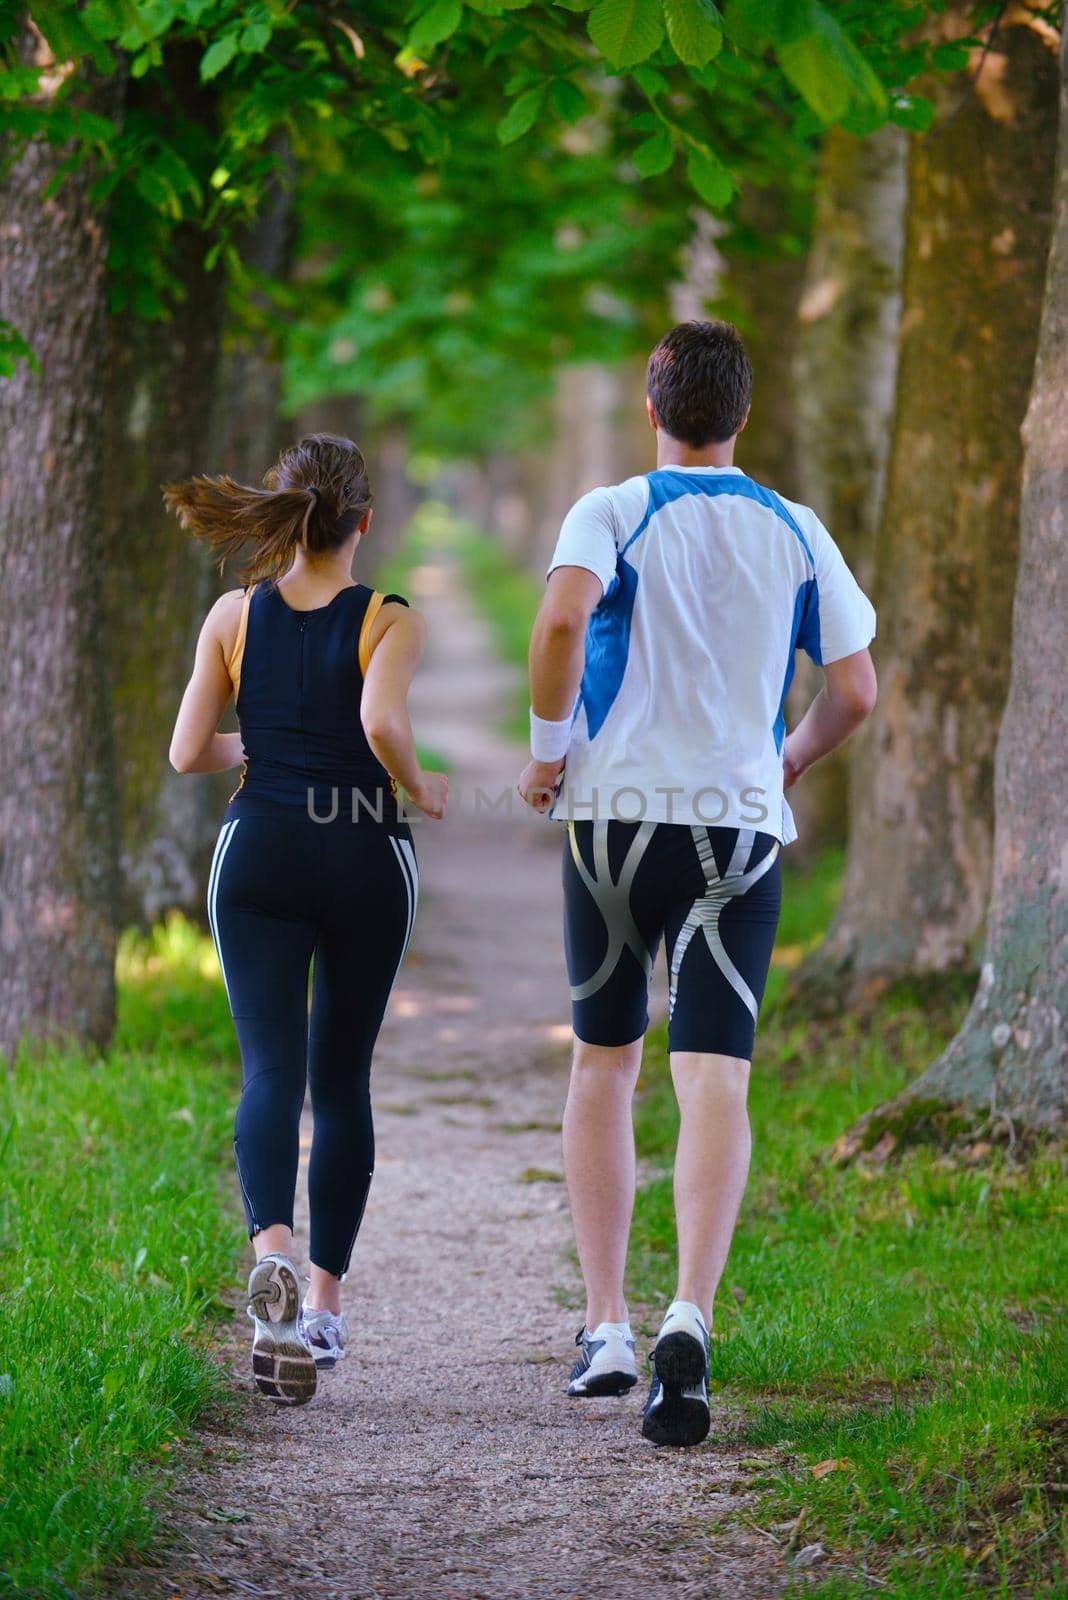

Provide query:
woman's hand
left=404, top=771, right=449, bottom=820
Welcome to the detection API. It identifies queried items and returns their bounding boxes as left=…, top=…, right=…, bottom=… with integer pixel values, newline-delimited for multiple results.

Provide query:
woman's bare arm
left=170, top=592, right=246, bottom=774
left=360, top=605, right=447, bottom=819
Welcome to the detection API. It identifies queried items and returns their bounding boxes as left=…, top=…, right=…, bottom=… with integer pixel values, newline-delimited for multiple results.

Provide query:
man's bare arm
left=783, top=648, right=877, bottom=788
left=519, top=566, right=603, bottom=811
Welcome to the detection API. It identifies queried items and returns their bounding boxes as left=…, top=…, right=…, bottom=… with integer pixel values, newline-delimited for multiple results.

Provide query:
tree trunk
left=101, top=52, right=225, bottom=927
left=794, top=123, right=908, bottom=586
left=808, top=11, right=1059, bottom=998
left=0, top=36, right=122, bottom=1055
left=838, top=18, right=1068, bottom=1148
left=103, top=113, right=295, bottom=927
left=729, top=186, right=809, bottom=501
left=787, top=125, right=908, bottom=857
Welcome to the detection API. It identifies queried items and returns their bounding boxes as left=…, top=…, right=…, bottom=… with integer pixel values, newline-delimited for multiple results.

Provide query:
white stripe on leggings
left=207, top=819, right=240, bottom=1005
left=387, top=834, right=418, bottom=993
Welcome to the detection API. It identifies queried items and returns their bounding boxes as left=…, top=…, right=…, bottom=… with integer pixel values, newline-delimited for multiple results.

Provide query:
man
left=517, top=321, right=877, bottom=1448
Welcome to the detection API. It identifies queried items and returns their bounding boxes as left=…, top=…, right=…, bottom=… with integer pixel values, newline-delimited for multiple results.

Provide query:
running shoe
left=567, top=1321, right=639, bottom=1397
left=299, top=1307, right=348, bottom=1370
left=246, top=1252, right=317, bottom=1405
left=641, top=1300, right=710, bottom=1447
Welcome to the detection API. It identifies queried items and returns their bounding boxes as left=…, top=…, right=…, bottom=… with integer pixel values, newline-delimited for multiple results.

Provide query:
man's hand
left=517, top=757, right=565, bottom=813
left=782, top=732, right=807, bottom=790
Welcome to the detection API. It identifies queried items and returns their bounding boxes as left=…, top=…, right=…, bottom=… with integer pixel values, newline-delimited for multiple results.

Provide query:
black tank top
left=226, top=581, right=408, bottom=828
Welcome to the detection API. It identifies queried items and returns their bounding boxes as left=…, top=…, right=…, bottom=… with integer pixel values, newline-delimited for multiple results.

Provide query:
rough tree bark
left=103, top=110, right=295, bottom=926
left=0, top=34, right=122, bottom=1054
left=794, top=124, right=908, bottom=590
left=838, top=17, right=1068, bottom=1148
left=788, top=125, right=908, bottom=854
left=729, top=187, right=808, bottom=501
left=808, top=10, right=1059, bottom=998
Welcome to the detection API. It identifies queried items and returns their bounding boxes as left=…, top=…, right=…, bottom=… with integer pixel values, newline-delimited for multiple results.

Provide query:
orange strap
left=358, top=589, right=386, bottom=676
left=227, top=583, right=256, bottom=700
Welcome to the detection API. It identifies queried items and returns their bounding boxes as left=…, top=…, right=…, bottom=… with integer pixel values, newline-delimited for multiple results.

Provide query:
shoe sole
left=568, top=1370, right=639, bottom=1398
left=247, top=1258, right=317, bottom=1407
left=642, top=1331, right=710, bottom=1448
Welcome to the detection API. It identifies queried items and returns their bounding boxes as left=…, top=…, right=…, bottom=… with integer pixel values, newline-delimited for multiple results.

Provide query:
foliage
left=629, top=853, right=1068, bottom=1596
left=1, top=2, right=950, bottom=451
left=0, top=917, right=242, bottom=1598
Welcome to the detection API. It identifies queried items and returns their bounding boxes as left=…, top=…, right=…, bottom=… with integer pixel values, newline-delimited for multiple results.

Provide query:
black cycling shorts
left=562, top=820, right=781, bottom=1059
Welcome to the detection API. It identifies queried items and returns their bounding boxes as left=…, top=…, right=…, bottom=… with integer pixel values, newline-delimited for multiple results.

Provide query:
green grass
left=0, top=918, right=241, bottom=1599
left=630, top=853, right=1067, bottom=1598
left=376, top=498, right=542, bottom=741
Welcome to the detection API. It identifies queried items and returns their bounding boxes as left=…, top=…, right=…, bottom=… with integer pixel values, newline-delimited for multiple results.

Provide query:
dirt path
left=117, top=555, right=789, bottom=1600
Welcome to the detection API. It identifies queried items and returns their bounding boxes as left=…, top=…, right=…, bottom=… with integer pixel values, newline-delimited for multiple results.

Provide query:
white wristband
left=530, top=708, right=571, bottom=763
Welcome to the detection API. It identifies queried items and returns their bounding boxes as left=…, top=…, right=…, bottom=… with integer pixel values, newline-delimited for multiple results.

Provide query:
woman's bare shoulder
left=202, top=587, right=248, bottom=653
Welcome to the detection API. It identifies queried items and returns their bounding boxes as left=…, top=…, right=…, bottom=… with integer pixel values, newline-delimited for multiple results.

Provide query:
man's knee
left=670, top=1050, right=750, bottom=1102
left=572, top=1036, right=643, bottom=1076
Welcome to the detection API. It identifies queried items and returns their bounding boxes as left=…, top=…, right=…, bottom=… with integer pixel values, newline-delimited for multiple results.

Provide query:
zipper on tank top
left=298, top=616, right=308, bottom=766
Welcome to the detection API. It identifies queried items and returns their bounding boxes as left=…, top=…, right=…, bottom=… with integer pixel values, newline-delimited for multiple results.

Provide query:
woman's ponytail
left=163, top=433, right=373, bottom=583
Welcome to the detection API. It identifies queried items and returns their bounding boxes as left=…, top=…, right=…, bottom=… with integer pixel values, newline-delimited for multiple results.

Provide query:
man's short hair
left=646, top=321, right=753, bottom=447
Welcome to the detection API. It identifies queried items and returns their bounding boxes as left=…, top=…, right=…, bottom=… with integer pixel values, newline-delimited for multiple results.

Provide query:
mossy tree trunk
left=788, top=125, right=908, bottom=855
left=808, top=11, right=1059, bottom=999
left=0, top=34, right=122, bottom=1055
left=841, top=19, right=1068, bottom=1147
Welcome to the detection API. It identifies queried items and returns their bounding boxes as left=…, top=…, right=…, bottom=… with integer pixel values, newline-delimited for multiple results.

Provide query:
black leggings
left=208, top=806, right=417, bottom=1278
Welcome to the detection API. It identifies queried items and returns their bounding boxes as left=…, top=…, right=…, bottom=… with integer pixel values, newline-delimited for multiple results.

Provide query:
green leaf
left=199, top=32, right=238, bottom=81
left=686, top=145, right=734, bottom=207
left=632, top=62, right=669, bottom=98
left=777, top=6, right=886, bottom=124
left=408, top=0, right=463, bottom=54
left=135, top=165, right=179, bottom=216
left=632, top=127, right=674, bottom=176
left=663, top=0, right=721, bottom=68
left=889, top=93, right=934, bottom=133
left=727, top=0, right=813, bottom=46
left=239, top=20, right=272, bottom=53
left=0, top=320, right=40, bottom=380
left=550, top=77, right=588, bottom=122
left=588, top=0, right=664, bottom=69
left=932, top=41, right=971, bottom=74
left=497, top=85, right=545, bottom=144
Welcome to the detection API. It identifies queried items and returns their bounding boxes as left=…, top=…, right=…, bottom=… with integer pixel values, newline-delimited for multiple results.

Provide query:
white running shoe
left=246, top=1253, right=317, bottom=1406
left=642, top=1300, right=711, bottom=1447
left=299, top=1307, right=348, bottom=1369
left=567, top=1321, right=639, bottom=1397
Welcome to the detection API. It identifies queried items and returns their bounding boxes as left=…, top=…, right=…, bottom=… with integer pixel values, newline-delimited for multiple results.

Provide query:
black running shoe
left=641, top=1300, right=710, bottom=1447
left=567, top=1322, right=639, bottom=1397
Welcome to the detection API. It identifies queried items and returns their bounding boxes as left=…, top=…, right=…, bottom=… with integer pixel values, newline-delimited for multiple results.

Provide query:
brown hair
left=163, top=433, right=373, bottom=583
left=646, top=321, right=752, bottom=447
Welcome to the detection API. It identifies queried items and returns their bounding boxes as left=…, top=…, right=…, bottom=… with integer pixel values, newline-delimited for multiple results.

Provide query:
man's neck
left=655, top=434, right=736, bottom=470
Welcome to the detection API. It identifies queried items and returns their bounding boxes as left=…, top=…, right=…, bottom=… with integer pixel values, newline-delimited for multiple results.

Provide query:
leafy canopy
left=2, top=1, right=943, bottom=437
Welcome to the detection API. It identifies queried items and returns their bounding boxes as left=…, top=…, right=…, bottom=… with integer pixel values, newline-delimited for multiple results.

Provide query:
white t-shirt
left=546, top=465, right=876, bottom=844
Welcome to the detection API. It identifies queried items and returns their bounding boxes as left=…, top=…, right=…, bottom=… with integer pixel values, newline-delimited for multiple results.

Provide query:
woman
left=166, top=433, right=446, bottom=1406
